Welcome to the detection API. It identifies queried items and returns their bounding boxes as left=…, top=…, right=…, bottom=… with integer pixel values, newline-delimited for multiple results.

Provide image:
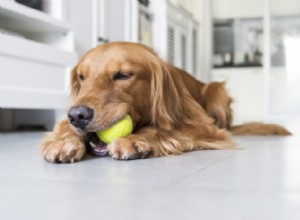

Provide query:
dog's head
left=68, top=42, right=183, bottom=155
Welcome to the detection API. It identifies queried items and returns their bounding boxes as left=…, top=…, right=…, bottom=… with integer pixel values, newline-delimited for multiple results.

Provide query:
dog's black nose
left=68, top=106, right=93, bottom=129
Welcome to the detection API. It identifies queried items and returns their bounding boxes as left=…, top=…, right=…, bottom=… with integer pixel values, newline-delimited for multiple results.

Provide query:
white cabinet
left=97, top=0, right=139, bottom=43
left=0, top=1, right=77, bottom=109
left=68, top=0, right=97, bottom=57
left=151, top=0, right=200, bottom=76
left=69, top=0, right=153, bottom=56
left=167, top=18, right=189, bottom=70
left=212, top=0, right=263, bottom=19
left=100, top=0, right=152, bottom=46
left=211, top=68, right=265, bottom=122
left=187, top=20, right=200, bottom=76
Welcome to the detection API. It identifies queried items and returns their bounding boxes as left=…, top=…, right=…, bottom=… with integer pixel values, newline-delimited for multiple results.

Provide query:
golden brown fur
left=231, top=122, right=292, bottom=135
left=41, top=42, right=291, bottom=163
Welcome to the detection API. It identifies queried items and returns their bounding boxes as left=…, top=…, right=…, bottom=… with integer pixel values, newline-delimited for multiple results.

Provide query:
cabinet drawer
left=0, top=35, right=77, bottom=109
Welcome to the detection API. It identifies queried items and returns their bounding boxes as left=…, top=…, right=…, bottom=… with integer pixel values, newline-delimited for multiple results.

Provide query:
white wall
left=212, top=0, right=263, bottom=19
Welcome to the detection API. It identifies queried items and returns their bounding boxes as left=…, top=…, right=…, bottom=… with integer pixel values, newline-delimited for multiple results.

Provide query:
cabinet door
left=211, top=68, right=265, bottom=122
left=98, top=0, right=127, bottom=42
left=179, top=30, right=188, bottom=71
left=0, top=35, right=77, bottom=109
left=98, top=0, right=135, bottom=43
left=69, top=0, right=97, bottom=56
left=167, top=19, right=189, bottom=71
left=188, top=24, right=199, bottom=77
left=167, top=24, right=176, bottom=66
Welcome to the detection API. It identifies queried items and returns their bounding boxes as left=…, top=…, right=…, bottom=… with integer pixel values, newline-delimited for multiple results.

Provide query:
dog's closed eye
left=113, top=72, right=133, bottom=81
left=78, top=73, right=84, bottom=81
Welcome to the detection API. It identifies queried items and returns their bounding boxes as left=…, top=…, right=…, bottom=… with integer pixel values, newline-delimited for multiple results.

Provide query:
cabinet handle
left=98, top=37, right=109, bottom=43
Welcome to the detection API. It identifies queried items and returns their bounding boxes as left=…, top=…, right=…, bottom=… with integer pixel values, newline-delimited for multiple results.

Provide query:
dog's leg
left=41, top=119, right=86, bottom=163
left=108, top=126, right=234, bottom=160
left=200, top=82, right=233, bottom=129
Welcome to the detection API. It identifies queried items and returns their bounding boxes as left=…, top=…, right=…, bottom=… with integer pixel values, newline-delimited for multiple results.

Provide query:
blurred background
left=1, top=0, right=300, bottom=132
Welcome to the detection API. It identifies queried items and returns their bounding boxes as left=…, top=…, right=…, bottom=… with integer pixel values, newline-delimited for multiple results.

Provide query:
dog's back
left=168, top=65, right=292, bottom=136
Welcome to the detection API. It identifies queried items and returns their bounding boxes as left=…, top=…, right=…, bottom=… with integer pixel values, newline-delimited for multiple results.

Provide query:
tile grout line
left=163, top=154, right=237, bottom=188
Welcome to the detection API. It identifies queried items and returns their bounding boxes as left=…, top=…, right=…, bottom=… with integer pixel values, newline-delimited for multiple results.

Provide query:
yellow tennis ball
left=96, top=114, right=133, bottom=144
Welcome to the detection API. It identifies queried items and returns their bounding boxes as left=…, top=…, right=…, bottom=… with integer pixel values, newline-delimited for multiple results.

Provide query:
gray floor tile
left=0, top=123, right=299, bottom=220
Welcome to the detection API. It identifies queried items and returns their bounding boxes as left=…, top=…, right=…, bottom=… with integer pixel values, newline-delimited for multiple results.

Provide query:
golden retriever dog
left=41, top=42, right=291, bottom=163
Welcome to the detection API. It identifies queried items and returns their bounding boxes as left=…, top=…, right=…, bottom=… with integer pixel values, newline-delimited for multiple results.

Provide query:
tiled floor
left=0, top=121, right=299, bottom=220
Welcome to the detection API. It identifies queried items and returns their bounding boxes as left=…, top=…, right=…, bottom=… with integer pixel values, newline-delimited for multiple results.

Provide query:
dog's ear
left=149, top=59, right=183, bottom=130
left=70, top=66, right=81, bottom=97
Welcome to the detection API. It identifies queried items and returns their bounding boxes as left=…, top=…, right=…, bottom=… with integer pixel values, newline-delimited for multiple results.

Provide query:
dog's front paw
left=41, top=136, right=86, bottom=163
left=108, top=136, right=151, bottom=160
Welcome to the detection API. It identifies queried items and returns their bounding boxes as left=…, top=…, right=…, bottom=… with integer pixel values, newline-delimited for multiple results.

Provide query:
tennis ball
left=96, top=114, right=133, bottom=144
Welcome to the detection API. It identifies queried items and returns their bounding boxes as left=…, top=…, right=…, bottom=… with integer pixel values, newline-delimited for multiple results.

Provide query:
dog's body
left=41, top=42, right=291, bottom=163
